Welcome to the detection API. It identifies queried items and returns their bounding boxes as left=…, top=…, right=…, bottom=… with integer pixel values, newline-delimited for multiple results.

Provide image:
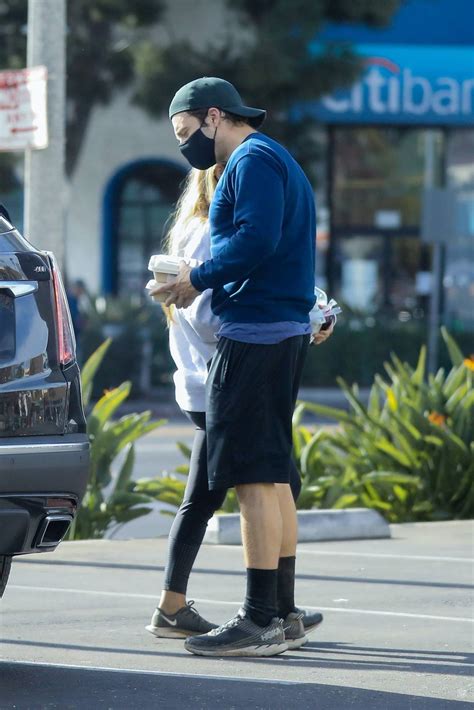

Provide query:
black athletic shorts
left=205, top=335, right=310, bottom=491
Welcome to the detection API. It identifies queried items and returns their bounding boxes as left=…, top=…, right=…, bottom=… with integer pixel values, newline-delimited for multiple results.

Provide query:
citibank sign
left=307, top=45, right=474, bottom=125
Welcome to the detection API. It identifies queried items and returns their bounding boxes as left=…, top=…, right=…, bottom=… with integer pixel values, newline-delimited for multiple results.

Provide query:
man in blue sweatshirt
left=152, top=77, right=330, bottom=657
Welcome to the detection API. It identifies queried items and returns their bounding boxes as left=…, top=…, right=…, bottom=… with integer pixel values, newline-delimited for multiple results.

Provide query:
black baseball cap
left=169, top=77, right=266, bottom=127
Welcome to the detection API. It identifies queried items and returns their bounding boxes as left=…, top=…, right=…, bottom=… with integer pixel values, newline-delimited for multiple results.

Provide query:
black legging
left=163, top=410, right=302, bottom=594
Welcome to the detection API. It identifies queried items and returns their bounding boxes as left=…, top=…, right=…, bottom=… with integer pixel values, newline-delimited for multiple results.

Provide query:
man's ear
left=207, top=107, right=221, bottom=125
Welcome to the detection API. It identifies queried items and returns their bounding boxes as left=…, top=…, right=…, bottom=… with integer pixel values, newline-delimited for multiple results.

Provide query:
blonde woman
left=146, top=166, right=325, bottom=645
left=146, top=165, right=224, bottom=639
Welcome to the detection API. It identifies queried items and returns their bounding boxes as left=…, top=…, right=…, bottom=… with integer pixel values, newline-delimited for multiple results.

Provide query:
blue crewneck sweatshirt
left=190, top=132, right=316, bottom=325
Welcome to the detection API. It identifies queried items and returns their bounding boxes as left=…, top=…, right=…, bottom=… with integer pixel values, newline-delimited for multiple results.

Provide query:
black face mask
left=179, top=121, right=217, bottom=170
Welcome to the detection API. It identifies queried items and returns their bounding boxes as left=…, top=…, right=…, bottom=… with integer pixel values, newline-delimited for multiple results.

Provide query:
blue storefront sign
left=302, top=44, right=474, bottom=125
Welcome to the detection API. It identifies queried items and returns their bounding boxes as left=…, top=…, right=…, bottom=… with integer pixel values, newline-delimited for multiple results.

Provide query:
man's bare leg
left=276, top=483, right=297, bottom=558
left=235, top=482, right=282, bottom=627
left=237, top=482, right=282, bottom=567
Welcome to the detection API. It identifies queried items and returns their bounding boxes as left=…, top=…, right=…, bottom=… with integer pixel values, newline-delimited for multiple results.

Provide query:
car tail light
left=48, top=253, right=76, bottom=366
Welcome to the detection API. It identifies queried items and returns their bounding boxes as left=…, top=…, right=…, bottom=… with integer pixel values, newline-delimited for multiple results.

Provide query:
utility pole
left=424, top=130, right=444, bottom=374
left=24, top=0, right=66, bottom=269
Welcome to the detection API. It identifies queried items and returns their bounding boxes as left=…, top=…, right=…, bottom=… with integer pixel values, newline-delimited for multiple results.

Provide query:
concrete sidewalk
left=1, top=520, right=473, bottom=709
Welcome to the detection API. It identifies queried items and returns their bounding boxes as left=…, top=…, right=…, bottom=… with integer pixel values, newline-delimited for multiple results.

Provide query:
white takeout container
left=147, top=254, right=181, bottom=303
left=145, top=279, right=163, bottom=303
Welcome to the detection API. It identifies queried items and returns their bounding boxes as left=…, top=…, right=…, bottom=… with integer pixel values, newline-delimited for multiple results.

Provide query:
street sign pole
left=24, top=0, right=66, bottom=269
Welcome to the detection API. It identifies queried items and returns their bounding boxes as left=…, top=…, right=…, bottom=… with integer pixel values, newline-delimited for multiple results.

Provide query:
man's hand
left=149, top=261, right=200, bottom=309
left=311, top=317, right=335, bottom=345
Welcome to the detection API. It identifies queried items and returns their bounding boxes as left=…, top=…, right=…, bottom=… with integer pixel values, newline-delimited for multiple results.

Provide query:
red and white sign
left=0, top=65, right=48, bottom=151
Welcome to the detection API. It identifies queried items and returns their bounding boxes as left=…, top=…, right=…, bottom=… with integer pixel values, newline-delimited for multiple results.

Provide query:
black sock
left=243, top=568, right=278, bottom=627
left=277, top=556, right=297, bottom=618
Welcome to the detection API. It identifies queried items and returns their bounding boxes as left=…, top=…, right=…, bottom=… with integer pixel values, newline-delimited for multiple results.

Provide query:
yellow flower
left=463, top=356, right=474, bottom=372
left=387, top=388, right=397, bottom=411
left=428, top=411, right=446, bottom=426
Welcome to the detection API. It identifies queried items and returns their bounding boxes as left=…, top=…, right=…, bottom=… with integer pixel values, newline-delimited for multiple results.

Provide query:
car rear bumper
left=0, top=434, right=90, bottom=555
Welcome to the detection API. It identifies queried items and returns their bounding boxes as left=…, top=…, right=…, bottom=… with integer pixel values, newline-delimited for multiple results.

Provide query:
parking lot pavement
left=1, top=520, right=473, bottom=709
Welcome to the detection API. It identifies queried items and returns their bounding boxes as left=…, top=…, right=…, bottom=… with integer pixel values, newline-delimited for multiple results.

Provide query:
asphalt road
left=1, top=521, right=473, bottom=709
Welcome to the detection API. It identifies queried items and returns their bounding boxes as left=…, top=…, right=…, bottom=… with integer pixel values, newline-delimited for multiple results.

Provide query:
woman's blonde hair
left=165, top=166, right=220, bottom=256
left=161, top=165, right=220, bottom=322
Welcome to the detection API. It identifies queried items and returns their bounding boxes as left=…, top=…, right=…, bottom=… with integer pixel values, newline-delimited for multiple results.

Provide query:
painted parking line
left=8, top=585, right=473, bottom=624
left=0, top=659, right=302, bottom=686
left=217, top=546, right=474, bottom=564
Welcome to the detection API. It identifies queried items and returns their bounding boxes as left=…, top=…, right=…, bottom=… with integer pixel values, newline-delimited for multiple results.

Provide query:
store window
left=332, top=128, right=444, bottom=230
left=103, top=159, right=187, bottom=295
left=443, top=129, right=474, bottom=326
left=329, top=127, right=443, bottom=317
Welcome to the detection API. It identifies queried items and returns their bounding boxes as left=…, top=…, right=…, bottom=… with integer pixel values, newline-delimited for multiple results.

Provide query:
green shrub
left=69, top=340, right=165, bottom=540
left=294, top=328, right=474, bottom=522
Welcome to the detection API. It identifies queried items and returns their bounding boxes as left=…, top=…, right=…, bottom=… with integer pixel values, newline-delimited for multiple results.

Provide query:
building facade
left=2, top=0, right=473, bottom=327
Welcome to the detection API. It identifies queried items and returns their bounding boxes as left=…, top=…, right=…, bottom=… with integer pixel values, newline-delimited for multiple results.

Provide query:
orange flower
left=463, top=356, right=474, bottom=372
left=428, top=411, right=446, bottom=426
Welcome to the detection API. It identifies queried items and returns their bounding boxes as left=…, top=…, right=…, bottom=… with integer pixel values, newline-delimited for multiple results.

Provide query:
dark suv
left=0, top=207, right=90, bottom=597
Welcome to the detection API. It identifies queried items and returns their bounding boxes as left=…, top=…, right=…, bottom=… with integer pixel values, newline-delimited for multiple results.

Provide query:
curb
left=204, top=508, right=391, bottom=545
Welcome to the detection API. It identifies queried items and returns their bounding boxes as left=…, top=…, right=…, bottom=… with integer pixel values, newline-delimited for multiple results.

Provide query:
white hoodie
left=168, top=218, right=220, bottom=412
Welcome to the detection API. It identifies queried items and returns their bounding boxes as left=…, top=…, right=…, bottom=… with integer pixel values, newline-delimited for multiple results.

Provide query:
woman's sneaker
left=184, top=609, right=288, bottom=657
left=146, top=600, right=218, bottom=639
left=282, top=611, right=307, bottom=649
left=298, top=608, right=324, bottom=635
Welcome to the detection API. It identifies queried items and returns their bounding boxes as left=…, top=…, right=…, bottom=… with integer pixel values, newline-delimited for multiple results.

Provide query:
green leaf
left=412, top=345, right=426, bottom=385
left=412, top=501, right=433, bottom=513
left=393, top=484, right=408, bottom=503
left=81, top=339, right=112, bottom=407
left=115, top=443, right=135, bottom=491
left=292, top=403, right=306, bottom=427
left=336, top=377, right=369, bottom=418
left=297, top=400, right=351, bottom=423
left=443, top=364, right=468, bottom=399
left=174, top=464, right=190, bottom=475
left=88, top=382, right=132, bottom=435
left=362, top=471, right=420, bottom=487
left=367, top=383, right=381, bottom=417
left=108, top=491, right=154, bottom=508
left=375, top=440, right=412, bottom=468
left=176, top=441, right=192, bottom=459
left=390, top=412, right=422, bottom=443
left=424, top=435, right=444, bottom=447
left=441, top=327, right=465, bottom=367
left=332, top=493, right=359, bottom=509
left=113, top=507, right=152, bottom=525
left=300, top=430, right=329, bottom=475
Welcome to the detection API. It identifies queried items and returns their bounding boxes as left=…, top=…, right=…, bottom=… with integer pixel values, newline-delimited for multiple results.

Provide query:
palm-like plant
left=293, top=328, right=474, bottom=522
left=69, top=339, right=165, bottom=539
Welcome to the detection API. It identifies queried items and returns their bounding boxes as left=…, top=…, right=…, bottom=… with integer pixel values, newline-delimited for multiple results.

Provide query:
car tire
left=0, top=555, right=12, bottom=598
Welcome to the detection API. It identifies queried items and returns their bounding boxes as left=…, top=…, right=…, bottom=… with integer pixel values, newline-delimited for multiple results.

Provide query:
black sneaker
left=146, top=600, right=218, bottom=639
left=184, top=609, right=288, bottom=657
left=282, top=611, right=307, bottom=650
left=298, top=608, right=324, bottom=635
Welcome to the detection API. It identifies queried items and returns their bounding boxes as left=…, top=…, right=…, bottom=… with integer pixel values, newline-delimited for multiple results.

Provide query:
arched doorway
left=102, top=158, right=187, bottom=295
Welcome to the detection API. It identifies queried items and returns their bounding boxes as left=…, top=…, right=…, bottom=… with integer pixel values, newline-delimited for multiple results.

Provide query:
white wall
left=65, top=0, right=231, bottom=293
